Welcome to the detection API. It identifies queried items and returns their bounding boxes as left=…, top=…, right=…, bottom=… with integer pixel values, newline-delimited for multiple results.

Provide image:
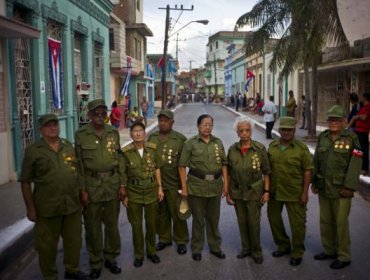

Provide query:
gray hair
left=233, top=116, right=255, bottom=131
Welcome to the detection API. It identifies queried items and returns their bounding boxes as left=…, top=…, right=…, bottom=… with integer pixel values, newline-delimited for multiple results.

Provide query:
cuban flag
left=48, top=38, right=63, bottom=109
left=120, top=56, right=132, bottom=96
left=244, top=69, right=255, bottom=92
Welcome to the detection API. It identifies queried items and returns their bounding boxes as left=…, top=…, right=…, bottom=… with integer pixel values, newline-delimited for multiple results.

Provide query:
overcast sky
left=143, top=0, right=257, bottom=71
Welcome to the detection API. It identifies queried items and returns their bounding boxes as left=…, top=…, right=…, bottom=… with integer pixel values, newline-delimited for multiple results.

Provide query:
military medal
left=96, top=140, right=99, bottom=144
left=345, top=144, right=350, bottom=149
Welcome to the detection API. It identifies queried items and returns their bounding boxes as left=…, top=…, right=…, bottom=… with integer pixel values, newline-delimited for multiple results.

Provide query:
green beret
left=178, top=198, right=191, bottom=220
left=279, top=117, right=296, bottom=129
left=157, top=109, right=174, bottom=120
left=88, top=99, right=107, bottom=111
left=327, top=105, right=346, bottom=119
left=39, top=114, right=58, bottom=127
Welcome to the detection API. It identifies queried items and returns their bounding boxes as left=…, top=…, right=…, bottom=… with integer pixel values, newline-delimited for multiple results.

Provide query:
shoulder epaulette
left=295, top=139, right=309, bottom=150
left=61, top=138, right=72, bottom=146
left=145, top=141, right=157, bottom=149
left=228, top=142, right=238, bottom=151
left=122, top=143, right=135, bottom=152
left=269, top=139, right=279, bottom=147
left=253, top=141, right=266, bottom=150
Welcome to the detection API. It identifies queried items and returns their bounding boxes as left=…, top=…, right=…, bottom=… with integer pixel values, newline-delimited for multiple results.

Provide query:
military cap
left=279, top=117, right=296, bottom=129
left=157, top=109, right=174, bottom=120
left=327, top=105, right=346, bottom=119
left=130, top=120, right=146, bottom=131
left=178, top=198, right=191, bottom=220
left=39, top=114, right=58, bottom=127
left=88, top=99, right=107, bottom=111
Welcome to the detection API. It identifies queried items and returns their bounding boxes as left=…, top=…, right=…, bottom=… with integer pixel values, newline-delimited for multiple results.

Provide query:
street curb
left=222, top=104, right=370, bottom=186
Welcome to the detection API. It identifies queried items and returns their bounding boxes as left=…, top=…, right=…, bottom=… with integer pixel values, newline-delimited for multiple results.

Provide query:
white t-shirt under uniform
left=262, top=101, right=277, bottom=122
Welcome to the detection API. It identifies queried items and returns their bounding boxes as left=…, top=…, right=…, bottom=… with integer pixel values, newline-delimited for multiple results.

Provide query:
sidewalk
left=0, top=103, right=177, bottom=275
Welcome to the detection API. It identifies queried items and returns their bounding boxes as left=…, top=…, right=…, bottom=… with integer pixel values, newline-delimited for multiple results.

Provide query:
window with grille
left=93, top=42, right=103, bottom=99
left=109, top=28, right=114, bottom=51
left=134, top=37, right=141, bottom=60
left=47, top=19, right=63, bottom=114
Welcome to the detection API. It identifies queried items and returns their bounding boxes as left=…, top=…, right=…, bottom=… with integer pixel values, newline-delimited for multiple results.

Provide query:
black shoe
left=236, top=252, right=251, bottom=259
left=156, top=242, right=172, bottom=251
left=133, top=258, right=143, bottom=267
left=88, top=269, right=101, bottom=279
left=192, top=253, right=202, bottom=261
left=253, top=256, right=264, bottom=264
left=314, top=252, right=337, bottom=260
left=272, top=249, right=291, bottom=257
left=210, top=251, right=226, bottom=259
left=177, top=244, right=187, bottom=255
left=290, top=257, right=302, bottom=266
left=147, top=254, right=161, bottom=264
left=104, top=260, right=121, bottom=274
left=330, top=259, right=351, bottom=269
left=64, top=271, right=88, bottom=280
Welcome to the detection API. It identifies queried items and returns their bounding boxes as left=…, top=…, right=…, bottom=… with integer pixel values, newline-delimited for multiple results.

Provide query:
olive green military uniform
left=179, top=135, right=227, bottom=254
left=148, top=130, right=189, bottom=245
left=20, top=138, right=81, bottom=280
left=267, top=138, right=313, bottom=258
left=286, top=97, right=296, bottom=117
left=122, top=142, right=163, bottom=259
left=227, top=140, right=271, bottom=258
left=313, top=129, right=362, bottom=262
left=75, top=123, right=123, bottom=269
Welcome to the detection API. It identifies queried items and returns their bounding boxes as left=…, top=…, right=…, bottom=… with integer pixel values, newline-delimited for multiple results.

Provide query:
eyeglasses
left=92, top=111, right=107, bottom=118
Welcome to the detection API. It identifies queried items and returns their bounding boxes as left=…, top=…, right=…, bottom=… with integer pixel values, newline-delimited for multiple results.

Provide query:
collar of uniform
left=152, top=129, right=177, bottom=139
left=196, top=134, right=216, bottom=143
left=85, top=123, right=113, bottom=135
left=271, top=138, right=297, bottom=147
left=37, top=137, right=65, bottom=149
left=236, top=140, right=256, bottom=151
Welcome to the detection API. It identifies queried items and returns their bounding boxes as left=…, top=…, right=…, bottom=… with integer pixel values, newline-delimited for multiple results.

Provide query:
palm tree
left=235, top=0, right=349, bottom=137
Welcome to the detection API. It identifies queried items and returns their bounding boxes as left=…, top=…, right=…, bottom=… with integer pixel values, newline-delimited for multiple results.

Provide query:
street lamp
left=161, top=19, right=209, bottom=109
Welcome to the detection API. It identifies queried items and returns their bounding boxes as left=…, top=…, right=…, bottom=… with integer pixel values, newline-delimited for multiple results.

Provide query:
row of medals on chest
left=334, top=140, right=350, bottom=150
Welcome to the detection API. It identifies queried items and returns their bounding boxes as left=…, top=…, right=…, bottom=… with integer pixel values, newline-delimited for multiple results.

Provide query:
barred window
left=93, top=42, right=103, bottom=99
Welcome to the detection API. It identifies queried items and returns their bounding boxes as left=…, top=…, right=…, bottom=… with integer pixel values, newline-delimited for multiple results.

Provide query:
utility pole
left=214, top=53, right=218, bottom=96
left=175, top=33, right=186, bottom=60
left=159, top=4, right=194, bottom=109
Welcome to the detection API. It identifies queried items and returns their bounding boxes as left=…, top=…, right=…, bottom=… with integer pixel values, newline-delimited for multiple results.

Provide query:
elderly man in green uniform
left=121, top=121, right=164, bottom=267
left=75, top=99, right=124, bottom=279
left=267, top=117, right=313, bottom=266
left=312, top=105, right=362, bottom=269
left=227, top=117, right=271, bottom=264
left=179, top=114, right=228, bottom=261
left=148, top=109, right=189, bottom=255
left=20, top=114, right=86, bottom=280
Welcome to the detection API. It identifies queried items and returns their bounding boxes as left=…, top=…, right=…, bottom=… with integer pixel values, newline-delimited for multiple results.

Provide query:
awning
left=0, top=15, right=40, bottom=38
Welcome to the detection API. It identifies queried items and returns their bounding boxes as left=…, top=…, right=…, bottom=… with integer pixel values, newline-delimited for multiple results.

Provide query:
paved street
left=13, top=104, right=370, bottom=280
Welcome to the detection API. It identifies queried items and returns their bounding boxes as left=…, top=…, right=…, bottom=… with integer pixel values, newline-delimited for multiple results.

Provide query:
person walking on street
left=110, top=100, right=121, bottom=129
left=347, top=92, right=370, bottom=175
left=286, top=90, right=297, bottom=118
left=75, top=99, right=124, bottom=279
left=20, top=114, right=86, bottom=280
left=140, top=96, right=149, bottom=126
left=226, top=117, right=271, bottom=264
left=121, top=121, right=165, bottom=268
left=347, top=93, right=361, bottom=129
left=312, top=105, right=362, bottom=269
left=179, top=114, right=228, bottom=262
left=267, top=117, right=313, bottom=266
left=148, top=109, right=189, bottom=255
left=262, top=95, right=277, bottom=139
left=300, top=95, right=306, bottom=129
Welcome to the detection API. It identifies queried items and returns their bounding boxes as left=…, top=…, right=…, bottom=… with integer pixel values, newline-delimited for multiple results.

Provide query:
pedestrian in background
left=140, top=96, right=149, bottom=126
left=267, top=117, right=313, bottom=266
left=226, top=117, right=271, bottom=264
left=347, top=93, right=361, bottom=128
left=20, top=114, right=86, bottom=280
left=75, top=99, right=124, bottom=279
left=262, top=95, right=277, bottom=139
left=121, top=121, right=164, bottom=268
left=286, top=90, right=297, bottom=117
left=148, top=109, right=189, bottom=255
left=179, top=114, right=228, bottom=262
left=110, top=100, right=121, bottom=129
left=300, top=95, right=306, bottom=129
left=347, top=92, right=370, bottom=175
left=312, top=105, right=362, bottom=269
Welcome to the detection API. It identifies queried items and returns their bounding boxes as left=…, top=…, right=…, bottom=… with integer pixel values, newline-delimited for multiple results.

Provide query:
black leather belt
left=129, top=177, right=155, bottom=185
left=188, top=169, right=222, bottom=181
left=85, top=169, right=115, bottom=179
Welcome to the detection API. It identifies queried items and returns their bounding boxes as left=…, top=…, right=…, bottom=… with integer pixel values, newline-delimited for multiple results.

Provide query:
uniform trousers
left=188, top=195, right=222, bottom=254
left=35, top=209, right=82, bottom=280
left=318, top=195, right=352, bottom=262
left=156, top=188, right=189, bottom=245
left=234, top=199, right=262, bottom=257
left=267, top=199, right=306, bottom=258
left=127, top=201, right=158, bottom=259
left=83, top=199, right=121, bottom=269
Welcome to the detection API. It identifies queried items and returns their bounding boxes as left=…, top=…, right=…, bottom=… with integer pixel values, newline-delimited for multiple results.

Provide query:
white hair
left=233, top=116, right=255, bottom=131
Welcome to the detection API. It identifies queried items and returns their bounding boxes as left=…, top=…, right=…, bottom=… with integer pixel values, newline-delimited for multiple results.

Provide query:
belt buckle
left=205, top=174, right=214, bottom=181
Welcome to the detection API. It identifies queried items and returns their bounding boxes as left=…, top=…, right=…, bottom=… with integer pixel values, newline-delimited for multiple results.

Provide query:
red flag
left=246, top=69, right=255, bottom=79
left=157, top=56, right=165, bottom=68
